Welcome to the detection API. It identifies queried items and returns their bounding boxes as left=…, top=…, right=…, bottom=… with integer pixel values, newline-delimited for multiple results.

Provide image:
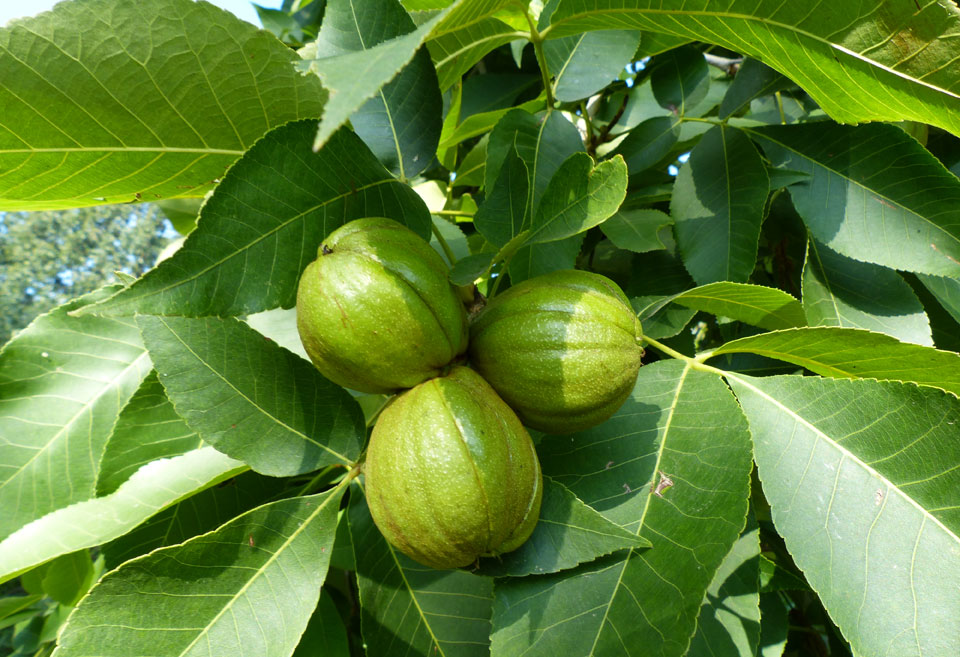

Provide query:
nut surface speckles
left=469, top=269, right=643, bottom=434
left=296, top=217, right=468, bottom=393
left=364, top=366, right=543, bottom=570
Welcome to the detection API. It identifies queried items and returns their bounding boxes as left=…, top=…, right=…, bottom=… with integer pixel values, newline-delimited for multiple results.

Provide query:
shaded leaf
left=0, top=0, right=324, bottom=210
left=477, top=477, right=649, bottom=578
left=671, top=282, right=805, bottom=331
left=292, top=591, right=350, bottom=657
left=80, top=121, right=430, bottom=317
left=426, top=0, right=524, bottom=91
left=56, top=485, right=346, bottom=657
left=485, top=109, right=584, bottom=218
left=37, top=551, right=95, bottom=608
left=440, top=95, right=546, bottom=150
left=314, top=0, right=441, bottom=178
left=611, top=116, right=682, bottom=175
left=492, top=360, right=752, bottom=656
left=349, top=486, right=494, bottom=657
left=719, top=58, right=792, bottom=119
left=0, top=447, right=245, bottom=584
left=753, top=123, right=960, bottom=278
left=672, top=125, right=769, bottom=284
left=709, top=327, right=960, bottom=396
left=544, top=1, right=960, bottom=139
left=452, top=135, right=488, bottom=188
left=139, top=315, right=364, bottom=476
left=803, top=239, right=932, bottom=346
left=758, top=593, right=790, bottom=657
left=508, top=234, right=584, bottom=286
left=96, top=371, right=201, bottom=495
left=918, top=273, right=960, bottom=327
left=545, top=31, right=642, bottom=102
left=526, top=153, right=627, bottom=245
left=475, top=146, right=529, bottom=248
left=650, top=45, right=710, bottom=114
left=303, top=6, right=450, bottom=151
left=726, top=373, right=960, bottom=657
left=688, top=517, right=761, bottom=657
left=600, top=208, right=672, bottom=254
left=102, top=470, right=288, bottom=570
left=450, top=252, right=496, bottom=286
left=0, top=287, right=150, bottom=541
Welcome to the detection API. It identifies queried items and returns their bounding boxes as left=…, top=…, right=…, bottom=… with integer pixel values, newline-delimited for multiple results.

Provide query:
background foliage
left=1, top=0, right=959, bottom=656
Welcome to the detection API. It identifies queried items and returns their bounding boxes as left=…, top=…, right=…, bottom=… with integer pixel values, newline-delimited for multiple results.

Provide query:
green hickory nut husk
left=364, top=366, right=543, bottom=570
left=469, top=269, right=643, bottom=435
left=296, top=217, right=468, bottom=394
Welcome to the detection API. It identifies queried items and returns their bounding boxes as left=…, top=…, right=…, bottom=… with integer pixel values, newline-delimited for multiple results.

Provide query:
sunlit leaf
left=802, top=239, right=932, bottom=346
left=672, top=125, right=769, bottom=284
left=0, top=0, right=325, bottom=210
left=56, top=486, right=346, bottom=657
left=544, top=1, right=960, bottom=139
left=79, top=121, right=430, bottom=317
left=727, top=373, right=960, bottom=657
left=139, top=315, right=364, bottom=476
left=0, top=287, right=150, bottom=541
left=670, top=282, right=805, bottom=331
left=96, top=372, right=201, bottom=495
left=0, top=447, right=245, bottom=584
left=709, top=327, right=960, bottom=396
left=753, top=123, right=960, bottom=278
left=349, top=487, right=494, bottom=657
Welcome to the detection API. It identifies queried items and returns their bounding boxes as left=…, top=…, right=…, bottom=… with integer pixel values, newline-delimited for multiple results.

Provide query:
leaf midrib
left=172, top=488, right=341, bottom=657
left=154, top=317, right=352, bottom=465
left=726, top=372, right=958, bottom=543
left=544, top=7, right=960, bottom=101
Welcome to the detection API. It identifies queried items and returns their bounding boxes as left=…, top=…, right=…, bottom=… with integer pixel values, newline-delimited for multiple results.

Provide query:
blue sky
left=1, top=0, right=283, bottom=28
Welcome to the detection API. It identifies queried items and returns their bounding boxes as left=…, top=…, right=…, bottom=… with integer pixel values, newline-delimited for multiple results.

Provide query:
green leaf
left=293, top=591, right=350, bottom=657
left=545, top=31, right=642, bottom=102
left=629, top=252, right=698, bottom=340
left=726, top=374, right=960, bottom=657
left=155, top=199, right=203, bottom=236
left=431, top=216, right=472, bottom=267
left=0, top=595, right=43, bottom=622
left=718, top=58, right=792, bottom=119
left=526, top=153, right=628, bottom=245
left=36, top=551, right=94, bottom=608
left=687, top=517, right=761, bottom=657
left=96, top=371, right=201, bottom=495
left=138, top=315, right=364, bottom=476
left=600, top=208, right=672, bottom=254
left=245, top=308, right=310, bottom=362
left=610, top=116, right=682, bottom=175
left=102, top=471, right=288, bottom=569
left=649, top=44, right=710, bottom=114
left=475, top=147, right=528, bottom=249
left=477, top=477, right=650, bottom=578
left=450, top=252, right=496, bottom=286
left=508, top=234, right=584, bottom=285
left=671, top=125, right=769, bottom=284
left=313, top=0, right=441, bottom=178
left=349, top=486, right=494, bottom=657
left=79, top=121, right=430, bottom=318
left=55, top=485, right=346, bottom=657
left=461, top=74, right=539, bottom=119
left=0, top=287, right=150, bottom=541
left=441, top=95, right=545, bottom=150
left=0, top=447, right=245, bottom=585
left=0, top=0, right=324, bottom=210
left=303, top=6, right=449, bottom=152
left=803, top=239, right=933, bottom=346
left=485, top=109, right=585, bottom=218
left=426, top=0, right=524, bottom=91
left=758, top=593, right=790, bottom=657
left=918, top=274, right=960, bottom=327
left=492, top=360, right=753, bottom=656
left=452, top=135, right=488, bottom=188
left=709, top=327, right=960, bottom=397
left=543, top=1, right=960, bottom=139
left=670, top=282, right=805, bottom=331
left=752, top=123, right=960, bottom=278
